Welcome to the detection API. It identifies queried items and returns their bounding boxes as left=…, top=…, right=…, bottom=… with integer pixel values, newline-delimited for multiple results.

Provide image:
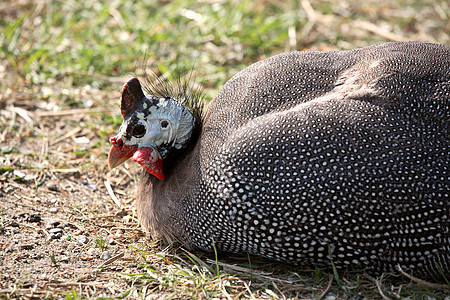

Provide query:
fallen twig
left=397, top=264, right=450, bottom=290
left=50, top=127, right=81, bottom=146
left=317, top=274, right=334, bottom=300
left=356, top=21, right=410, bottom=42
left=104, top=179, right=123, bottom=209
left=242, top=281, right=257, bottom=300
left=35, top=107, right=115, bottom=117
left=375, top=274, right=397, bottom=300
left=97, top=252, right=125, bottom=268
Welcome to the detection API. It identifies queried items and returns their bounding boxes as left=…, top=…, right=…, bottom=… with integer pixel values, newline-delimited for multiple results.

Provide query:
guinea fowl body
left=129, top=42, right=449, bottom=279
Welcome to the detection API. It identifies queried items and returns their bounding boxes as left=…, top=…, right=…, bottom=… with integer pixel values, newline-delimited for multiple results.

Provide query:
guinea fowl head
left=108, top=76, right=202, bottom=180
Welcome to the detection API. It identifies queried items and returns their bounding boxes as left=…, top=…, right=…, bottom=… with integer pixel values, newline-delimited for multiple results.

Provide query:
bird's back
left=177, top=42, right=449, bottom=279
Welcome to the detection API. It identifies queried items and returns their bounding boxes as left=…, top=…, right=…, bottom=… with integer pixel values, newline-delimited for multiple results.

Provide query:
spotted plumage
left=109, top=41, right=449, bottom=280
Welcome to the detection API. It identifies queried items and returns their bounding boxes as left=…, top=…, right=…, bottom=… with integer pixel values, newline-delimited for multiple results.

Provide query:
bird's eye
left=132, top=124, right=146, bottom=138
left=160, top=120, right=169, bottom=128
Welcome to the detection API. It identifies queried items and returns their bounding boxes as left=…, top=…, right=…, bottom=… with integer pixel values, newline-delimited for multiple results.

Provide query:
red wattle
left=133, top=147, right=165, bottom=180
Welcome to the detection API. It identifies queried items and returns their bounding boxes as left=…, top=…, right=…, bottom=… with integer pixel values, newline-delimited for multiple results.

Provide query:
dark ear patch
left=121, top=77, right=146, bottom=118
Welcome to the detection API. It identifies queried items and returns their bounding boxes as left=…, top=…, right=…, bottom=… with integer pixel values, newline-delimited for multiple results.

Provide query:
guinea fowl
left=109, top=41, right=449, bottom=280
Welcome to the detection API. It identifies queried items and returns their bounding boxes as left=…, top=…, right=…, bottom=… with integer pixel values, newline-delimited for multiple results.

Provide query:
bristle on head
left=139, top=67, right=205, bottom=122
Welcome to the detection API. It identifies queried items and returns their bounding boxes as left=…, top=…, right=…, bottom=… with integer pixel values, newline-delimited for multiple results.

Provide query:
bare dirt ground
left=0, top=74, right=159, bottom=298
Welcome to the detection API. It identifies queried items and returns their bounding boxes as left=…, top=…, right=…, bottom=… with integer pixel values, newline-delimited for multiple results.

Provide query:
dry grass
left=1, top=0, right=449, bottom=298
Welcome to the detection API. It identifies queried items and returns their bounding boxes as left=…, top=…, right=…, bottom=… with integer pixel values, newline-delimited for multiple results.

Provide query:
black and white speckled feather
left=111, top=41, right=449, bottom=280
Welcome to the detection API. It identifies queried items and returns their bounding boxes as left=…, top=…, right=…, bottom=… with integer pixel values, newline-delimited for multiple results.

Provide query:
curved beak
left=108, top=136, right=165, bottom=180
left=108, top=137, right=138, bottom=171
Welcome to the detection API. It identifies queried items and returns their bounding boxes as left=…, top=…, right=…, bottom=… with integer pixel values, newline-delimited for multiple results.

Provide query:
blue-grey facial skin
left=116, top=95, right=195, bottom=159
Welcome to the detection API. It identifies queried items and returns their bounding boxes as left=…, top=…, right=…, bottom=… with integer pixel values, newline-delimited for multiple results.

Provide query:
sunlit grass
left=3, top=0, right=446, bottom=95
left=1, top=0, right=304, bottom=93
